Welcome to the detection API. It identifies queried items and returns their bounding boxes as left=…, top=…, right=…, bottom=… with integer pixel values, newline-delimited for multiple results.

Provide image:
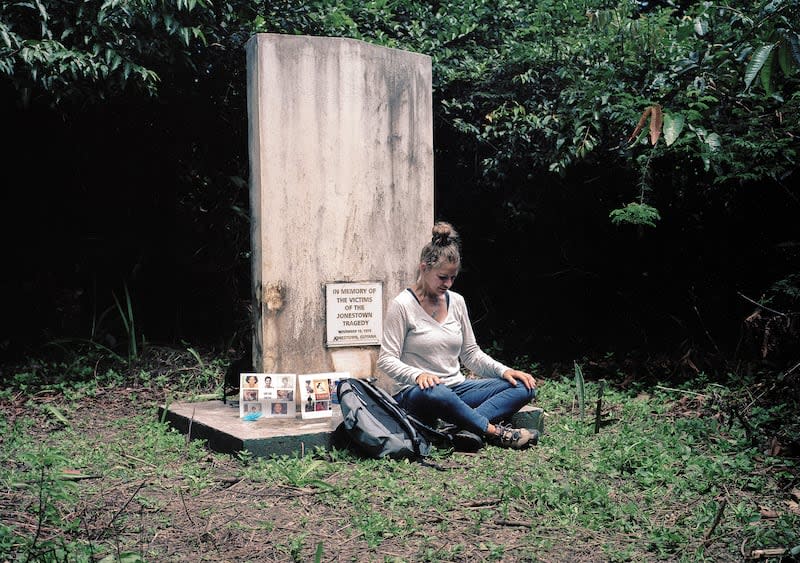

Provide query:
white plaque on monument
left=326, top=282, right=382, bottom=347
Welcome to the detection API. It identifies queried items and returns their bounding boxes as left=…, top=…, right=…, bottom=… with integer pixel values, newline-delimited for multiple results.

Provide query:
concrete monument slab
left=159, top=400, right=343, bottom=458
left=246, top=33, right=433, bottom=380
left=163, top=35, right=434, bottom=457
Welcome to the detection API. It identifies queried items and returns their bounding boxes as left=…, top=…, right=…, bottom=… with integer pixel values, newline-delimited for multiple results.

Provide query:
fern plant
left=609, top=202, right=662, bottom=228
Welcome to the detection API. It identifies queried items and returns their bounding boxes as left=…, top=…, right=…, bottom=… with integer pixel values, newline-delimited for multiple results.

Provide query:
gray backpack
left=335, top=378, right=446, bottom=461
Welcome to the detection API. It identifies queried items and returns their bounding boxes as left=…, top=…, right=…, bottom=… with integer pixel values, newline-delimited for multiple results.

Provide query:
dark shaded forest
left=1, top=0, right=798, bottom=380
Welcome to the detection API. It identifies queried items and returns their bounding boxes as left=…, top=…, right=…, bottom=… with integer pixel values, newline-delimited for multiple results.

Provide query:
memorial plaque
left=326, top=282, right=382, bottom=347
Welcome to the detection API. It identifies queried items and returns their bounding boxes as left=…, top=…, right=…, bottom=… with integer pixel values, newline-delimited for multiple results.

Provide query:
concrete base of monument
left=160, top=401, right=545, bottom=458
left=158, top=400, right=342, bottom=458
left=511, top=405, right=545, bottom=435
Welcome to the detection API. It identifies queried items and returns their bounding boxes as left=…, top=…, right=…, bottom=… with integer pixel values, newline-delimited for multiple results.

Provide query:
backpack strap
left=361, top=379, right=429, bottom=458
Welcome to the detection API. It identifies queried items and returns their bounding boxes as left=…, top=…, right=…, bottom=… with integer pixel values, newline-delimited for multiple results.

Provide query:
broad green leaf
left=777, top=39, right=797, bottom=77
left=744, top=44, right=776, bottom=89
left=663, top=113, right=685, bottom=146
left=762, top=0, right=785, bottom=15
left=759, top=50, right=775, bottom=94
left=34, top=0, right=48, bottom=22
left=789, top=33, right=800, bottom=66
left=693, top=18, right=708, bottom=37
left=706, top=132, right=721, bottom=152
left=0, top=27, right=13, bottom=49
left=44, top=404, right=70, bottom=426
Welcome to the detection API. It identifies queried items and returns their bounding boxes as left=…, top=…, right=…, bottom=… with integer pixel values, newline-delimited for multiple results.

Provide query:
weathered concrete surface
left=160, top=400, right=342, bottom=457
left=160, top=400, right=542, bottom=457
left=511, top=405, right=546, bottom=435
left=246, top=34, right=433, bottom=383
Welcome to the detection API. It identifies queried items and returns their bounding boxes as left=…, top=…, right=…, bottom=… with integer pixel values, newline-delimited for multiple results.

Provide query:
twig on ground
left=693, top=305, right=726, bottom=360
left=24, top=465, right=47, bottom=563
left=185, top=406, right=196, bottom=454
left=732, top=409, right=755, bottom=443
left=746, top=547, right=788, bottom=559
left=737, top=292, right=790, bottom=318
left=178, top=488, right=194, bottom=525
left=783, top=361, right=800, bottom=377
left=463, top=498, right=500, bottom=508
left=655, top=385, right=705, bottom=397
left=494, top=519, right=533, bottom=528
left=594, top=379, right=605, bottom=434
left=118, top=450, right=157, bottom=469
left=94, top=480, right=146, bottom=540
left=217, top=476, right=242, bottom=487
left=703, top=498, right=727, bottom=545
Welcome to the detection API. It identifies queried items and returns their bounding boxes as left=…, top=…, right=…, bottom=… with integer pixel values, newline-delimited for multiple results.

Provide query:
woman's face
left=420, top=261, right=459, bottom=296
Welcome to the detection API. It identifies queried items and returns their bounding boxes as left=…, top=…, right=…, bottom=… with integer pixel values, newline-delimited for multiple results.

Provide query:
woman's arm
left=455, top=294, right=512, bottom=378
left=376, top=298, right=424, bottom=387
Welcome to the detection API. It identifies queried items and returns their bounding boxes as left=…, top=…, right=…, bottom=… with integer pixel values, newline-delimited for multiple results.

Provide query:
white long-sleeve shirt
left=377, top=289, right=511, bottom=389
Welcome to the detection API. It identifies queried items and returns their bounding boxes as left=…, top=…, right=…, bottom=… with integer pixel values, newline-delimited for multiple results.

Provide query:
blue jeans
left=395, top=378, right=536, bottom=436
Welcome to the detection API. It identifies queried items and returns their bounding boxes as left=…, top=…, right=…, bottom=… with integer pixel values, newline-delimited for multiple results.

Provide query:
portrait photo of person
left=329, top=376, right=349, bottom=405
left=244, top=402, right=262, bottom=413
left=281, top=376, right=290, bottom=388
left=271, top=402, right=287, bottom=415
left=244, top=375, right=259, bottom=389
left=264, top=376, right=273, bottom=388
left=276, top=389, right=294, bottom=401
left=243, top=389, right=258, bottom=401
left=314, top=379, right=330, bottom=401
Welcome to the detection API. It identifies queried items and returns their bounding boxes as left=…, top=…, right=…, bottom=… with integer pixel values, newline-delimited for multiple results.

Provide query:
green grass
left=0, top=354, right=798, bottom=562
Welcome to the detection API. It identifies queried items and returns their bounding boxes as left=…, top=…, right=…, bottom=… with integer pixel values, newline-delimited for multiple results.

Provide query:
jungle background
left=1, top=0, right=798, bottom=379
left=1, top=1, right=800, bottom=561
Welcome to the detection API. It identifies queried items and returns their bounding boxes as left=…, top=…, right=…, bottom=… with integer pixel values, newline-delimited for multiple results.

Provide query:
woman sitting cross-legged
left=377, top=221, right=539, bottom=450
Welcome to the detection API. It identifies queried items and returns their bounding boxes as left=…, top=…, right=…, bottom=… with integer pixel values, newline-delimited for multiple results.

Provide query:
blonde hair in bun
left=420, top=221, right=461, bottom=270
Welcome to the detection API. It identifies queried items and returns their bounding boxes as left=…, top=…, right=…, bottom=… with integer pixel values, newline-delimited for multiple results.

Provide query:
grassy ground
left=0, top=347, right=798, bottom=562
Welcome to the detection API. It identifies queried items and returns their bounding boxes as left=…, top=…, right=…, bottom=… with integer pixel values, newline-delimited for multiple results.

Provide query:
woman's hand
left=502, top=369, right=537, bottom=390
left=415, top=372, right=442, bottom=389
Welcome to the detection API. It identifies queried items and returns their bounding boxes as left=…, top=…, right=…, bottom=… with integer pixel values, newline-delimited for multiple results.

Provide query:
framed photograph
left=240, top=373, right=297, bottom=418
left=329, top=372, right=351, bottom=405
left=242, top=402, right=262, bottom=415
left=299, top=372, right=349, bottom=419
left=261, top=374, right=276, bottom=399
left=267, top=373, right=296, bottom=418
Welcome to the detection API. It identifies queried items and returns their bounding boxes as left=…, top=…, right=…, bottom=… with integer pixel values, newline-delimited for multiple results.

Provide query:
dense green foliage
left=1, top=0, right=798, bottom=367
left=4, top=0, right=796, bottom=193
